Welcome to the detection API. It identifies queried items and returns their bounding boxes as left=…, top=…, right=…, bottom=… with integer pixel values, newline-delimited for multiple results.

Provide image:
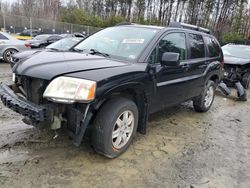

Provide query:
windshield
left=74, top=26, right=159, bottom=61
left=33, top=35, right=50, bottom=40
left=46, top=38, right=81, bottom=50
left=222, top=45, right=250, bottom=59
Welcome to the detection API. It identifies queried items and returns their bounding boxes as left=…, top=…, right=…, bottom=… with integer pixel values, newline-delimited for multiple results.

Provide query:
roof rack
left=168, top=22, right=211, bottom=34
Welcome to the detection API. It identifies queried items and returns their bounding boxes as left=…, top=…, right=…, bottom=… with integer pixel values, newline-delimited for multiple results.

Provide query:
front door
left=148, top=32, right=191, bottom=113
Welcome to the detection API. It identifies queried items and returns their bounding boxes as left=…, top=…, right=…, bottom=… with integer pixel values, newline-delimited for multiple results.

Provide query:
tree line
left=0, top=0, right=250, bottom=43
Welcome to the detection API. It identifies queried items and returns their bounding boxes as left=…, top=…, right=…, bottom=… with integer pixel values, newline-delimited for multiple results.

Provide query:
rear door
left=184, top=33, right=208, bottom=98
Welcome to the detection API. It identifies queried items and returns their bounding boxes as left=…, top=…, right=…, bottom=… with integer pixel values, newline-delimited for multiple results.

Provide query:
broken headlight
left=43, top=76, right=96, bottom=103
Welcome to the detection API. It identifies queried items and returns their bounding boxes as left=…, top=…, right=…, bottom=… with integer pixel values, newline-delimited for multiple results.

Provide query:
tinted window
left=159, top=32, right=187, bottom=61
left=205, top=36, right=221, bottom=57
left=188, top=34, right=205, bottom=59
left=148, top=32, right=187, bottom=64
left=0, top=33, right=8, bottom=40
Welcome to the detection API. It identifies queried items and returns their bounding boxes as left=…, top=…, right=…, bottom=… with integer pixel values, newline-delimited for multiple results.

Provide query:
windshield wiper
left=72, top=48, right=85, bottom=52
left=89, top=49, right=110, bottom=58
left=47, top=48, right=60, bottom=51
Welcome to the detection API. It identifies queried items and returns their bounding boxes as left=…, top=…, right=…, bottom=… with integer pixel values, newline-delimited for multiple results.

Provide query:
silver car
left=0, top=32, right=30, bottom=63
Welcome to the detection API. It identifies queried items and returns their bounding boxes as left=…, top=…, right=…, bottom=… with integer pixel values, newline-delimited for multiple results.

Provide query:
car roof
left=115, top=24, right=213, bottom=36
left=117, top=24, right=165, bottom=30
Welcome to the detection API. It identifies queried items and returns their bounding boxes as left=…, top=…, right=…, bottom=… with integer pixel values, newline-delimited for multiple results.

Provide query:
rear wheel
left=91, top=97, right=138, bottom=158
left=3, top=48, right=18, bottom=63
left=193, top=80, right=215, bottom=112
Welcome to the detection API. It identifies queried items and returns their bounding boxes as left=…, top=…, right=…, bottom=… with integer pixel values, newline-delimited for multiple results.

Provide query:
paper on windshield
left=122, top=39, right=145, bottom=44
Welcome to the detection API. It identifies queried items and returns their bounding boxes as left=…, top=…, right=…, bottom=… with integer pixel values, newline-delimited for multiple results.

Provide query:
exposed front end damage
left=218, top=64, right=249, bottom=101
left=0, top=79, right=93, bottom=146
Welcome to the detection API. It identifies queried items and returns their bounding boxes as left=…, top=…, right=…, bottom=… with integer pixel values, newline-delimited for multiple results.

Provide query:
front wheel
left=193, top=80, right=215, bottom=112
left=3, top=48, right=18, bottom=63
left=91, top=97, right=138, bottom=158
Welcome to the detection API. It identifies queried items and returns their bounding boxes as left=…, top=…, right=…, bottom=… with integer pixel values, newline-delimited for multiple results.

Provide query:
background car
left=60, top=32, right=86, bottom=38
left=222, top=44, right=250, bottom=88
left=10, top=37, right=82, bottom=67
left=25, top=34, right=63, bottom=48
left=219, top=44, right=250, bottom=101
left=19, top=29, right=43, bottom=37
left=0, top=31, right=30, bottom=63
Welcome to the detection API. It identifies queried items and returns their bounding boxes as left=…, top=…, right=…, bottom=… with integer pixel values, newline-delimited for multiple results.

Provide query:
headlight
left=43, top=76, right=96, bottom=103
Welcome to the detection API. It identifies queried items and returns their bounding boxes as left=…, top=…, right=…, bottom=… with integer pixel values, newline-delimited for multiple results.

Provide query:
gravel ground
left=0, top=62, right=250, bottom=188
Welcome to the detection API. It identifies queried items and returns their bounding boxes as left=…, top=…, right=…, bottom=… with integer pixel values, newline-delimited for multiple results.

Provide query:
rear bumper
left=0, top=83, right=48, bottom=122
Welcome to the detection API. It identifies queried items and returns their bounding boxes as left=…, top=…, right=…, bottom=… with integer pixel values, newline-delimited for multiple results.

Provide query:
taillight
left=24, top=42, right=31, bottom=48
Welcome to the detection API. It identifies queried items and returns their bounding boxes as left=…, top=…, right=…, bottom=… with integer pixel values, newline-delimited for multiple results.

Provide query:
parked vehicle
left=60, top=32, right=86, bottom=38
left=10, top=37, right=82, bottom=67
left=19, top=29, right=43, bottom=37
left=0, top=31, right=30, bottom=63
left=218, top=44, right=250, bottom=101
left=0, top=22, right=223, bottom=158
left=25, top=34, right=63, bottom=49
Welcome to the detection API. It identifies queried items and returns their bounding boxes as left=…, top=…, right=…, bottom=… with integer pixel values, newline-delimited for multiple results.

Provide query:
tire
left=193, top=80, right=215, bottom=112
left=3, top=48, right=18, bottom=63
left=241, top=72, right=250, bottom=89
left=238, top=91, right=247, bottom=101
left=91, top=97, right=138, bottom=158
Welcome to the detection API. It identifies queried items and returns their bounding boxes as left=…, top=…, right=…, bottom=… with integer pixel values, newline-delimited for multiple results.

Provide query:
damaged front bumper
left=0, top=83, right=94, bottom=146
left=0, top=83, right=48, bottom=122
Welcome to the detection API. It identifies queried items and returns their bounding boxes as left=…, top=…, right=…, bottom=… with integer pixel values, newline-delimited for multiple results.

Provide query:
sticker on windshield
left=122, top=39, right=145, bottom=44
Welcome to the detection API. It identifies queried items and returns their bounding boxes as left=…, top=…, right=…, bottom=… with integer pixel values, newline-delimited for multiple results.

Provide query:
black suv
left=0, top=22, right=223, bottom=158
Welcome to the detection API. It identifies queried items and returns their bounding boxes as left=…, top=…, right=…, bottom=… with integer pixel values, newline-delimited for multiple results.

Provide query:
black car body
left=0, top=23, right=223, bottom=158
left=26, top=34, right=63, bottom=48
left=10, top=37, right=82, bottom=68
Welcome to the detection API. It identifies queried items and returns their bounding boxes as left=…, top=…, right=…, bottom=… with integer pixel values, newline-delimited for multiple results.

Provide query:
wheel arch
left=3, top=46, right=19, bottom=53
left=94, top=83, right=150, bottom=134
left=209, top=74, right=219, bottom=83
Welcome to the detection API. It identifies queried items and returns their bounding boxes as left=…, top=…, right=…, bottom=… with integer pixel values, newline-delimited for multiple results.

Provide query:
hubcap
left=204, top=86, right=214, bottom=108
left=5, top=50, right=17, bottom=62
left=112, top=110, right=134, bottom=149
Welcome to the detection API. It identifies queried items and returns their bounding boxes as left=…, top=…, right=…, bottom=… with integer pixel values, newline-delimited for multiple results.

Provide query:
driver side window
left=148, top=32, right=187, bottom=64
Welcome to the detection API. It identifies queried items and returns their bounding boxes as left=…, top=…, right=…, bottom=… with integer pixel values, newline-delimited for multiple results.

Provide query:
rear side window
left=0, top=33, right=8, bottom=40
left=188, top=33, right=205, bottom=59
left=205, top=36, right=221, bottom=57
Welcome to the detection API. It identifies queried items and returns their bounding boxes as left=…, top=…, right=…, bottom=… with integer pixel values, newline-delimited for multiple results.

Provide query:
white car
left=0, top=32, right=30, bottom=62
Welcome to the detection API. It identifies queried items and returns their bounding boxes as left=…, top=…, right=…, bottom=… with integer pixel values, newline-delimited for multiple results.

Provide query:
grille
left=18, top=76, right=48, bottom=105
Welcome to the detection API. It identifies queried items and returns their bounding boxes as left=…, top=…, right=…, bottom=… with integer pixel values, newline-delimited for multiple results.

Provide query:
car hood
left=13, top=51, right=128, bottom=80
left=224, top=55, right=250, bottom=65
left=13, top=50, right=41, bottom=59
left=27, top=39, right=43, bottom=44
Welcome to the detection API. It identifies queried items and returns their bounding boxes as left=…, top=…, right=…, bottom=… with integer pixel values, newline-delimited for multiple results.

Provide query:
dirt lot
left=0, top=63, right=250, bottom=188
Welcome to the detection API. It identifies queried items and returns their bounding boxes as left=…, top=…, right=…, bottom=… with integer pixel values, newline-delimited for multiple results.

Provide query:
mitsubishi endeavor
left=0, top=22, right=223, bottom=158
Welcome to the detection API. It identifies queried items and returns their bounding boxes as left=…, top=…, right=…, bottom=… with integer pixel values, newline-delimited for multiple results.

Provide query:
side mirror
left=161, top=52, right=180, bottom=66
